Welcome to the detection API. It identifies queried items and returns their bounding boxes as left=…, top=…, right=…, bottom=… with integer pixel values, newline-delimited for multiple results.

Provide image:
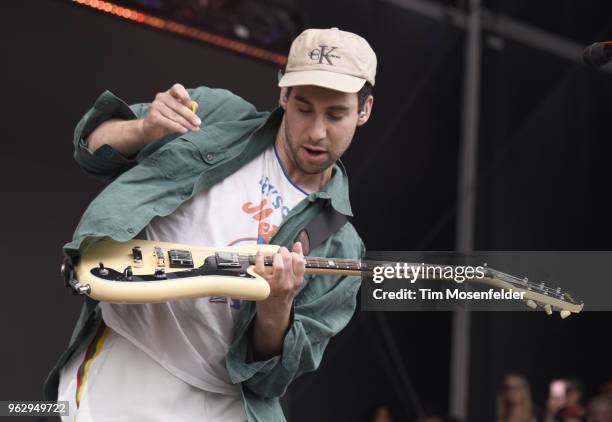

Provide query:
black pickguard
left=90, top=255, right=255, bottom=282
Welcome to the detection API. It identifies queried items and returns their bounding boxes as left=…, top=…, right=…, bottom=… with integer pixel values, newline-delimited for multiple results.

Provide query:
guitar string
left=243, top=254, right=565, bottom=297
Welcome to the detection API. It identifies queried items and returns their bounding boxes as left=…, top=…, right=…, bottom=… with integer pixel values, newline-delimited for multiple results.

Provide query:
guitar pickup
left=215, top=252, right=241, bottom=268
left=168, top=249, right=194, bottom=268
left=132, top=246, right=143, bottom=268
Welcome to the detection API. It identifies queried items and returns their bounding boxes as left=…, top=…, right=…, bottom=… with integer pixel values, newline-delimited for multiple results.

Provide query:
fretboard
left=247, top=255, right=367, bottom=274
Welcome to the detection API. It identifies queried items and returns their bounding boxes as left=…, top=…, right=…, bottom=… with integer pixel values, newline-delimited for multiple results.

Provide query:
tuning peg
left=526, top=300, right=537, bottom=309
left=560, top=310, right=571, bottom=319
left=544, top=304, right=553, bottom=315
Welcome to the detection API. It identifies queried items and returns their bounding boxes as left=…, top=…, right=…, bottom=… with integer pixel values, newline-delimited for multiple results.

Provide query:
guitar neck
left=253, top=255, right=578, bottom=307
left=257, top=256, right=470, bottom=277
left=303, top=257, right=366, bottom=276
left=256, top=255, right=366, bottom=276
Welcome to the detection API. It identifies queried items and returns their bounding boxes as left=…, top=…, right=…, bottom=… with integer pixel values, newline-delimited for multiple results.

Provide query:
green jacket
left=44, top=86, right=364, bottom=421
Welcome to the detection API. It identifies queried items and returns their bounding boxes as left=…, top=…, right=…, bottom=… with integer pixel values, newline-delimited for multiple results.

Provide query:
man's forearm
left=252, top=301, right=292, bottom=361
left=85, top=83, right=201, bottom=157
left=86, top=118, right=152, bottom=156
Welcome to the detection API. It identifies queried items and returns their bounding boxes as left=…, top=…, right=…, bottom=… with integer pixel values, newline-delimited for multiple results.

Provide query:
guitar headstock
left=482, top=267, right=583, bottom=317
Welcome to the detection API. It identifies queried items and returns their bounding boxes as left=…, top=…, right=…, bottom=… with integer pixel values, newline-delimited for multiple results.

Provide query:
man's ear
left=279, top=87, right=289, bottom=110
left=357, top=95, right=374, bottom=127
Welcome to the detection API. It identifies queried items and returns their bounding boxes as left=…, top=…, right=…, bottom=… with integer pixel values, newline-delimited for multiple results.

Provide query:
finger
left=279, top=247, right=292, bottom=271
left=158, top=93, right=201, bottom=128
left=272, top=252, right=284, bottom=280
left=149, top=109, right=189, bottom=134
left=254, top=251, right=266, bottom=277
left=168, top=83, right=191, bottom=107
left=156, top=101, right=199, bottom=132
left=166, top=85, right=201, bottom=128
left=290, top=251, right=306, bottom=278
left=292, top=241, right=303, bottom=256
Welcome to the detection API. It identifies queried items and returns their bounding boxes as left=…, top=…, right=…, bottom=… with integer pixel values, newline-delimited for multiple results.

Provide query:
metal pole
left=450, top=0, right=481, bottom=419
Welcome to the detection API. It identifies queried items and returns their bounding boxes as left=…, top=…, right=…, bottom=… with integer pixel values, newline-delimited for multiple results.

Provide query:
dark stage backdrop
left=469, top=19, right=612, bottom=421
left=2, top=1, right=612, bottom=421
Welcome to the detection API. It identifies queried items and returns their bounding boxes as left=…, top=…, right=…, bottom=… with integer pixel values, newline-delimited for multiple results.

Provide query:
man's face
left=282, top=85, right=366, bottom=175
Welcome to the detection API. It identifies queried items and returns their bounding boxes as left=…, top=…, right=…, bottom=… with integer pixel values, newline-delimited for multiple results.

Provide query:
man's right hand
left=141, top=83, right=201, bottom=141
left=85, top=83, right=201, bottom=156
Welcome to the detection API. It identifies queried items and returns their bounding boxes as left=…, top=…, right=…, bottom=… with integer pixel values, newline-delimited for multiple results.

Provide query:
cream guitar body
left=70, top=239, right=279, bottom=303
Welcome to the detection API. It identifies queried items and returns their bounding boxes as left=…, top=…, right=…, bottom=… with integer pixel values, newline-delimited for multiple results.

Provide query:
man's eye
left=327, top=114, right=342, bottom=121
left=298, top=108, right=312, bottom=114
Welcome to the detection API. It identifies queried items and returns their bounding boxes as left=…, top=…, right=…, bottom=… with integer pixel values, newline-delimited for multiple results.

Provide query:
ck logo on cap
left=308, top=45, right=341, bottom=65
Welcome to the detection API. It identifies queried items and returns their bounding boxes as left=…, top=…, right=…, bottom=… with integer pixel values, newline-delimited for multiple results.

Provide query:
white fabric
left=59, top=145, right=306, bottom=420
left=58, top=328, right=246, bottom=422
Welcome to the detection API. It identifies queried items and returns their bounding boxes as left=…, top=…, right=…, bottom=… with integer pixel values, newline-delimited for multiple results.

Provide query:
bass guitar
left=62, top=239, right=584, bottom=318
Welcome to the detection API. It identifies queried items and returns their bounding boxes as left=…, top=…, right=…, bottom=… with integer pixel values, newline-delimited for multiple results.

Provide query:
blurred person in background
left=497, top=373, right=539, bottom=422
left=586, top=396, right=612, bottom=422
left=557, top=379, right=586, bottom=422
left=545, top=379, right=567, bottom=422
left=600, top=381, right=612, bottom=399
left=545, top=378, right=587, bottom=422
left=365, top=403, right=394, bottom=422
left=416, top=404, right=447, bottom=422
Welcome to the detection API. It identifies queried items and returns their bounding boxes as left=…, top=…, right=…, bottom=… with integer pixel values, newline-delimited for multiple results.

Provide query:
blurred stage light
left=68, top=0, right=292, bottom=65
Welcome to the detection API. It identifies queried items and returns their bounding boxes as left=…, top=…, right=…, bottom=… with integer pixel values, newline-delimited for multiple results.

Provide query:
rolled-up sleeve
left=227, top=274, right=361, bottom=399
left=226, top=224, right=365, bottom=399
left=73, top=90, right=148, bottom=182
left=71, top=86, right=255, bottom=183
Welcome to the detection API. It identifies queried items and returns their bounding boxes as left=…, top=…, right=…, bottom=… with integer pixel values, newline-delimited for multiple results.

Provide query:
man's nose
left=307, top=115, right=327, bottom=142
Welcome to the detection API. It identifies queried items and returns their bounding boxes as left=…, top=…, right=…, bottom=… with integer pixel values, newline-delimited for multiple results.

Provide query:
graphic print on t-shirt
left=239, top=174, right=297, bottom=244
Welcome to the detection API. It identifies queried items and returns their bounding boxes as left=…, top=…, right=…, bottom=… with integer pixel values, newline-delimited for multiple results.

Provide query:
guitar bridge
left=154, top=246, right=165, bottom=267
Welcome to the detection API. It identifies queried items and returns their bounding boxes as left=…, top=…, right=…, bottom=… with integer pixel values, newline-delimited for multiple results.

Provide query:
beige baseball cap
left=278, top=27, right=377, bottom=93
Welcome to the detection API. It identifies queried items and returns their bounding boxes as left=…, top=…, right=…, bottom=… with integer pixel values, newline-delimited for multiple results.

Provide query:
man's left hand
left=255, top=242, right=305, bottom=316
left=252, top=242, right=305, bottom=360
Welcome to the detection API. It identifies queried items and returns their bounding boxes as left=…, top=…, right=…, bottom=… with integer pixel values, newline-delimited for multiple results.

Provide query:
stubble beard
left=283, top=121, right=335, bottom=175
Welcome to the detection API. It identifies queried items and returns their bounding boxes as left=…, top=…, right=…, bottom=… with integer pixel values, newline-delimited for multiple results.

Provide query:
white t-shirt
left=98, top=144, right=306, bottom=397
left=59, top=327, right=248, bottom=422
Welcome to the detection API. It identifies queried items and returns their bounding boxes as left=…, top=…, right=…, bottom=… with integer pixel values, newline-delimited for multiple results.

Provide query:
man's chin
left=296, top=160, right=333, bottom=176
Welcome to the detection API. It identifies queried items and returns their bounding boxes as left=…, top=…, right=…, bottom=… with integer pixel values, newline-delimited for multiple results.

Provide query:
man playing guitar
left=44, top=27, right=376, bottom=421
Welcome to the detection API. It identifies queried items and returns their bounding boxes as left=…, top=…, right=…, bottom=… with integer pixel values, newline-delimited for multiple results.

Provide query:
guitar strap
left=294, top=201, right=348, bottom=255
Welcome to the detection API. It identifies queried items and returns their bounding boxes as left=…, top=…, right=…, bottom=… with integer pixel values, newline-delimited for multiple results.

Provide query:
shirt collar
left=312, top=160, right=354, bottom=217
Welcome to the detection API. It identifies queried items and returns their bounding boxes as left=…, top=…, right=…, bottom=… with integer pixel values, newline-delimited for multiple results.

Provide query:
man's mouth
left=302, top=145, right=327, bottom=162
left=303, top=145, right=327, bottom=153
